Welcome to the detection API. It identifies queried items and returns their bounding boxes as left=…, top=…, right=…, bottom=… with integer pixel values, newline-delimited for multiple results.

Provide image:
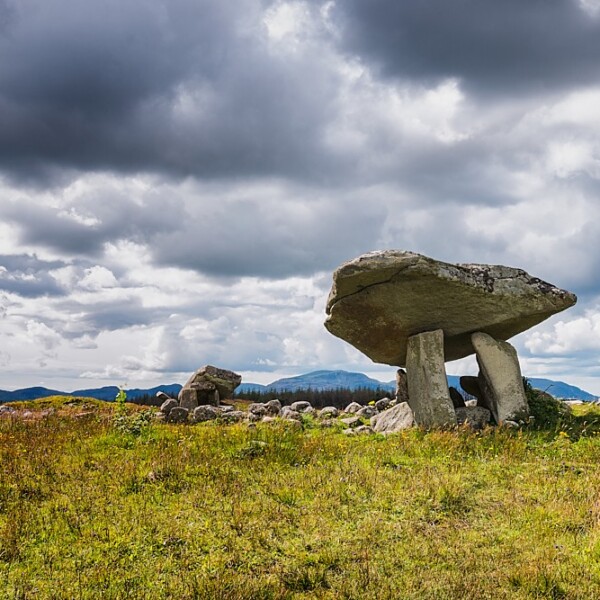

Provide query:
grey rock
left=344, top=402, right=362, bottom=414
left=356, top=406, right=377, bottom=418
left=262, top=416, right=276, bottom=423
left=219, top=405, right=235, bottom=413
left=178, top=387, right=200, bottom=410
left=343, top=428, right=357, bottom=436
left=247, top=412, right=263, bottom=423
left=503, top=420, right=520, bottom=428
left=265, top=399, right=282, bottom=415
left=406, top=330, right=457, bottom=427
left=449, top=386, right=466, bottom=409
left=182, top=365, right=242, bottom=399
left=320, top=419, right=336, bottom=428
left=192, top=405, right=220, bottom=423
left=325, top=250, right=576, bottom=366
left=460, top=376, right=483, bottom=402
left=472, top=332, right=529, bottom=424
left=396, top=369, right=409, bottom=403
left=290, top=401, right=312, bottom=413
left=455, top=406, right=491, bottom=430
left=0, top=405, right=14, bottom=414
left=281, top=407, right=302, bottom=421
left=160, top=398, right=178, bottom=415
left=465, top=399, right=478, bottom=407
left=220, top=410, right=246, bottom=423
left=154, top=412, right=166, bottom=422
left=340, top=416, right=362, bottom=428
left=156, top=391, right=174, bottom=402
left=355, top=425, right=374, bottom=435
left=375, top=397, right=392, bottom=412
left=248, top=403, right=268, bottom=416
left=166, top=406, right=189, bottom=424
left=318, top=406, right=339, bottom=418
left=370, top=402, right=415, bottom=434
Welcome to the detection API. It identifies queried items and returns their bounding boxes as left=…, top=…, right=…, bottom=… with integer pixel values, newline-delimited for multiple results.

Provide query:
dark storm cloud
left=0, top=0, right=339, bottom=183
left=152, top=195, right=387, bottom=278
left=330, top=0, right=600, bottom=96
left=1, top=193, right=184, bottom=256
left=0, top=253, right=67, bottom=297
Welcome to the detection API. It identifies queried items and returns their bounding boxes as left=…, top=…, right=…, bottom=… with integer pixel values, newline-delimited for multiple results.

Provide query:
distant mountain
left=238, top=370, right=396, bottom=393
left=0, top=371, right=596, bottom=402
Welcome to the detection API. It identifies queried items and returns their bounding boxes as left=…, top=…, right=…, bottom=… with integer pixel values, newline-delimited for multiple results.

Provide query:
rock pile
left=325, top=250, right=577, bottom=428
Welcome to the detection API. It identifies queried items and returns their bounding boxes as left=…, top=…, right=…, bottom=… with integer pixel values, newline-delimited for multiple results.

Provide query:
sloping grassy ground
left=2, top=398, right=600, bottom=599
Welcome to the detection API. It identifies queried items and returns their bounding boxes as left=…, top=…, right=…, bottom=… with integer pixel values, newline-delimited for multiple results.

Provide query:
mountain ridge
left=0, top=370, right=596, bottom=402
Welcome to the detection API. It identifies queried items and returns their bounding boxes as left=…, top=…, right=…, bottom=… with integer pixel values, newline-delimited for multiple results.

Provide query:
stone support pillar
left=406, top=329, right=457, bottom=427
left=471, top=332, right=529, bottom=424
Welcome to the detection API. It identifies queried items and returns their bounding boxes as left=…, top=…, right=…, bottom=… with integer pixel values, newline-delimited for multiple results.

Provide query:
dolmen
left=325, top=250, right=577, bottom=428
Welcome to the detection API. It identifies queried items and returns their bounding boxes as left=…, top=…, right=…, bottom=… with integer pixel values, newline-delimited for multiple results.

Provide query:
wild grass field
left=2, top=396, right=600, bottom=599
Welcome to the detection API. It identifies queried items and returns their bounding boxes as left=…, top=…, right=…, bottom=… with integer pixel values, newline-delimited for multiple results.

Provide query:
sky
left=1, top=0, right=600, bottom=394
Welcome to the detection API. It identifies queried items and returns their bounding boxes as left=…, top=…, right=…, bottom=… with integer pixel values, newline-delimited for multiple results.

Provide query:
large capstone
left=325, top=250, right=576, bottom=366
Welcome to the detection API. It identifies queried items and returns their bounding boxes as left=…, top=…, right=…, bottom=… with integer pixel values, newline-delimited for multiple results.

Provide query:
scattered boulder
left=396, top=369, right=409, bottom=403
left=344, top=402, right=362, bottom=414
left=281, top=407, right=302, bottom=421
left=325, top=250, right=576, bottom=366
left=356, top=405, right=377, bottom=418
left=290, top=401, right=313, bottom=413
left=160, top=398, right=178, bottom=415
left=318, top=406, right=339, bottom=418
left=375, top=397, right=392, bottom=412
left=449, top=387, right=466, bottom=409
left=265, top=399, right=282, bottom=415
left=355, top=425, right=374, bottom=435
left=248, top=403, right=268, bottom=417
left=166, top=406, right=189, bottom=424
left=460, top=376, right=483, bottom=402
left=455, top=406, right=491, bottom=430
left=371, top=402, right=414, bottom=434
left=220, top=410, right=246, bottom=424
left=156, top=391, right=174, bottom=402
left=340, top=416, right=362, bottom=428
left=192, top=405, right=220, bottom=423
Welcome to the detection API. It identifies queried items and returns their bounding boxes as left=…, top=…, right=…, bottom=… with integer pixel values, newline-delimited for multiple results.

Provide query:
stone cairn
left=324, top=250, right=577, bottom=429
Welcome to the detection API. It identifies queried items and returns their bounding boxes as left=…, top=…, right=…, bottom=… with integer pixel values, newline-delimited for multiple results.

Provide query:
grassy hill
left=2, top=397, right=600, bottom=598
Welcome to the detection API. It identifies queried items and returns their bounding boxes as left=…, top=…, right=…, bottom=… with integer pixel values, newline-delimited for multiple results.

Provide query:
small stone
left=247, top=412, right=263, bottom=422
left=262, top=416, right=276, bottom=423
left=460, top=376, right=483, bottom=402
left=449, top=386, right=466, bottom=409
left=220, top=410, right=246, bottom=423
left=355, top=425, right=374, bottom=435
left=343, top=428, right=357, bottom=436
left=503, top=420, right=520, bottom=429
left=192, top=405, right=220, bottom=423
left=370, top=402, right=414, bottom=434
left=356, top=405, right=377, bottom=418
left=166, top=406, right=189, bottom=424
left=281, top=407, right=302, bottom=421
left=265, top=399, right=282, bottom=415
left=344, top=402, right=362, bottom=414
left=160, top=398, right=178, bottom=415
left=340, top=416, right=361, bottom=428
left=375, top=398, right=392, bottom=411
left=319, top=406, right=339, bottom=418
left=248, top=403, right=268, bottom=416
left=455, top=406, right=491, bottom=430
left=396, top=369, right=409, bottom=404
left=290, top=401, right=312, bottom=413
left=320, top=419, right=336, bottom=428
left=219, top=405, right=235, bottom=413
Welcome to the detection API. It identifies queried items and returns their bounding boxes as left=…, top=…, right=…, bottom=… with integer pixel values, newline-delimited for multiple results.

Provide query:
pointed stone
left=471, top=332, right=529, bottom=424
left=406, top=330, right=457, bottom=427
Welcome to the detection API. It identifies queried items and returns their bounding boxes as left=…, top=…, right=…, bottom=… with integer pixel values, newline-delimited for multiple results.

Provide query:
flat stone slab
left=325, top=250, right=576, bottom=366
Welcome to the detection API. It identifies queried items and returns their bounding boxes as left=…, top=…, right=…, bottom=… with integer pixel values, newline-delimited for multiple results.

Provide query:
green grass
left=2, top=399, right=600, bottom=598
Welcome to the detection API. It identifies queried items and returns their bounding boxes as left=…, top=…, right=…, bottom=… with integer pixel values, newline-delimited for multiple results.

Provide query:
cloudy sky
left=1, top=0, right=600, bottom=394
